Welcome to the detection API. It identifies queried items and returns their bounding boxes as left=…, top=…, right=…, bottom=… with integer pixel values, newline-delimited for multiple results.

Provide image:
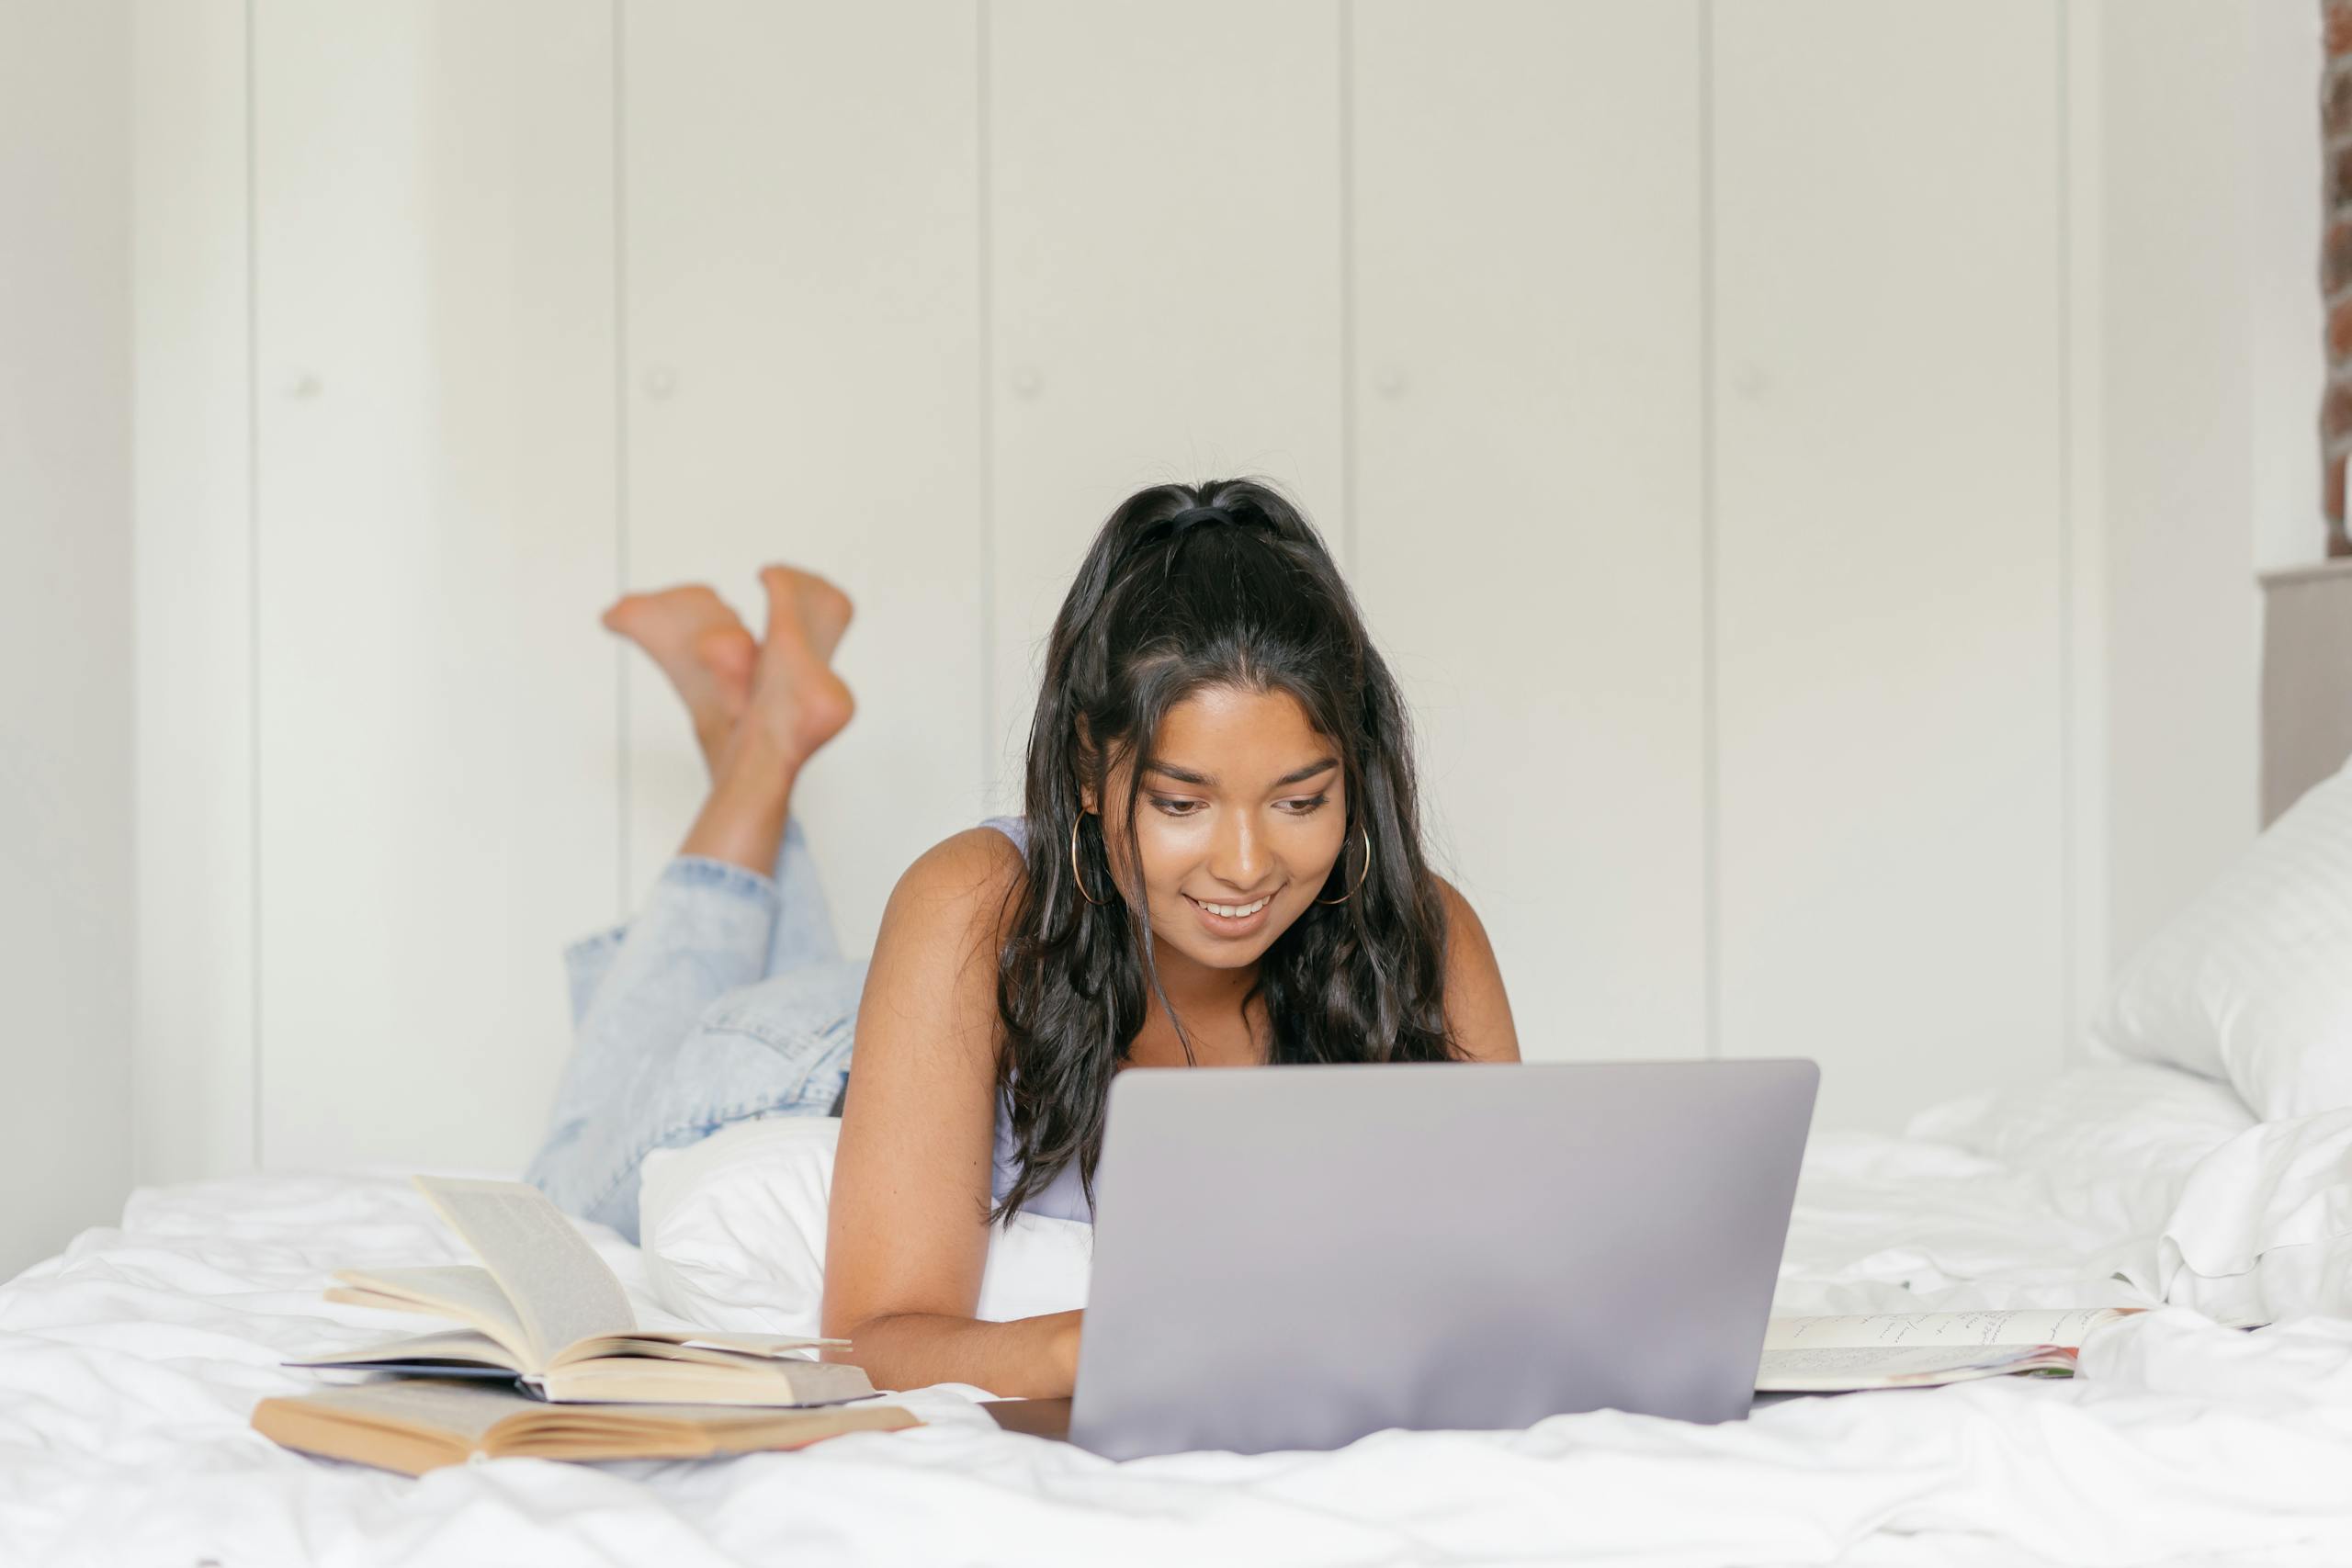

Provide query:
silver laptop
left=1067, top=1058, right=1818, bottom=1459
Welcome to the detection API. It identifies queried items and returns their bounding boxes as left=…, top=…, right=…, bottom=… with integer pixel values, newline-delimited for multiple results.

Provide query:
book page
left=657, top=1330, right=850, bottom=1356
left=550, top=1338, right=837, bottom=1371
left=413, top=1177, right=634, bottom=1368
left=532, top=1355, right=878, bottom=1406
left=496, top=1401, right=920, bottom=1461
left=1763, top=1308, right=2134, bottom=1352
left=548, top=1329, right=848, bottom=1367
left=330, top=1265, right=533, bottom=1363
left=1757, top=1343, right=2075, bottom=1393
left=285, top=1327, right=523, bottom=1374
left=265, top=1374, right=539, bottom=1444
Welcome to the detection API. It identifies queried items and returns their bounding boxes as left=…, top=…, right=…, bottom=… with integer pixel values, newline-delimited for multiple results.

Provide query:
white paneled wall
left=3, top=0, right=131, bottom=1279
left=249, top=1, right=621, bottom=1171
left=987, top=0, right=1348, bottom=805
left=621, top=0, right=986, bottom=942
left=2100, top=0, right=2269, bottom=968
left=1351, top=0, right=1709, bottom=1064
left=135, top=0, right=2190, bottom=1184
left=133, top=0, right=254, bottom=1188
left=1711, top=1, right=2068, bottom=1127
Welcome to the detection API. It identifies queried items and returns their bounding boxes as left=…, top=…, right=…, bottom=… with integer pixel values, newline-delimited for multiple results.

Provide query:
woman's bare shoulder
left=1430, top=872, right=1521, bottom=1063
left=896, top=824, right=1025, bottom=900
left=882, top=825, right=1028, bottom=956
left=854, top=827, right=1030, bottom=1093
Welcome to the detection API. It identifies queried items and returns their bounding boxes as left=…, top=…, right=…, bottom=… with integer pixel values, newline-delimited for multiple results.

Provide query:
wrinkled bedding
left=7, top=1066, right=2352, bottom=1567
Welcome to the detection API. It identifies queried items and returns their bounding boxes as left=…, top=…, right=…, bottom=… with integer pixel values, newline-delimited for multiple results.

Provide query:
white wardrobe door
left=133, top=0, right=254, bottom=1184
left=253, top=2, right=620, bottom=1170
left=620, top=0, right=985, bottom=951
left=987, top=0, right=1346, bottom=808
left=1352, top=0, right=1707, bottom=1064
left=1712, top=1, right=2066, bottom=1129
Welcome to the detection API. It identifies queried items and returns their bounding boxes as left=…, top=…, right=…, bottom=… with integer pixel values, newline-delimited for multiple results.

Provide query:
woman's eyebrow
left=1145, top=758, right=1339, bottom=788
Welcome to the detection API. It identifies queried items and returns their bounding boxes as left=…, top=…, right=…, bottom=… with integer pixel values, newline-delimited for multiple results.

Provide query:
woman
left=527, top=478, right=1520, bottom=1398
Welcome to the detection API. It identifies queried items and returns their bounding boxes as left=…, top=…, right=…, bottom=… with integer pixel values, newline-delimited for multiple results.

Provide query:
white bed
left=7, top=1062, right=2352, bottom=1568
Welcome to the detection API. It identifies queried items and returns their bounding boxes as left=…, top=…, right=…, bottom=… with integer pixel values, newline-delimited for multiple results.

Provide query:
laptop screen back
left=1068, top=1058, right=1817, bottom=1458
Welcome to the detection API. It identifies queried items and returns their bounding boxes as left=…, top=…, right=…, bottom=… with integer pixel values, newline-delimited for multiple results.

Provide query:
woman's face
left=1085, top=683, right=1351, bottom=971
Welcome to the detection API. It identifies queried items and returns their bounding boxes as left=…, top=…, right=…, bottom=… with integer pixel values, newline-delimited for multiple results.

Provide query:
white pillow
left=637, top=1116, right=1092, bottom=1338
left=1905, top=1063, right=2255, bottom=1236
left=2093, top=757, right=2352, bottom=1120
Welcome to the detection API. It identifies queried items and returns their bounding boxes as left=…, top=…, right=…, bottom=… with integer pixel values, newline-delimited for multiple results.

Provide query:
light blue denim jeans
left=525, top=818, right=868, bottom=1244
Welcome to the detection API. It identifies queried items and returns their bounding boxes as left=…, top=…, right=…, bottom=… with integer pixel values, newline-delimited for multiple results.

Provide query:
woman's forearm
left=829, top=1307, right=1081, bottom=1399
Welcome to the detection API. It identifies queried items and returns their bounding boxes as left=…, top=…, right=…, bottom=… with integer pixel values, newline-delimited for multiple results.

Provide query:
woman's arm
left=820, top=828, right=1082, bottom=1397
left=1434, top=874, right=1521, bottom=1063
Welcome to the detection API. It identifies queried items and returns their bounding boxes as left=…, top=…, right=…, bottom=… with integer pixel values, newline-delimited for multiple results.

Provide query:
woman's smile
left=1183, top=886, right=1282, bottom=936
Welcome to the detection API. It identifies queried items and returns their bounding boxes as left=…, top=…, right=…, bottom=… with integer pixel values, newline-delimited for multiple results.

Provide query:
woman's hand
left=827, top=1307, right=1086, bottom=1399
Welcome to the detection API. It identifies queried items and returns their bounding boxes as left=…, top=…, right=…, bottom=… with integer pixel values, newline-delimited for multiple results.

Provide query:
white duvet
left=7, top=1065, right=2352, bottom=1568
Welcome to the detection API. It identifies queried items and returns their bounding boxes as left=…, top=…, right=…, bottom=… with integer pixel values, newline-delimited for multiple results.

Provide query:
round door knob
left=1374, top=366, right=1407, bottom=398
left=1731, top=365, right=1770, bottom=400
left=1011, top=367, right=1043, bottom=399
left=286, top=372, right=322, bottom=400
left=643, top=367, right=677, bottom=400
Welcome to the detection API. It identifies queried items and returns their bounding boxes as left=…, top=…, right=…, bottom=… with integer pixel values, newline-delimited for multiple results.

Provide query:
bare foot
left=601, top=585, right=757, bottom=772
left=734, top=566, right=856, bottom=767
left=786, top=570, right=854, bottom=665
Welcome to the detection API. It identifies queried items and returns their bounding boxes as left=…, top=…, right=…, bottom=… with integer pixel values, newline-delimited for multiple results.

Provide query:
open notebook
left=283, top=1175, right=876, bottom=1405
left=1757, top=1308, right=2146, bottom=1392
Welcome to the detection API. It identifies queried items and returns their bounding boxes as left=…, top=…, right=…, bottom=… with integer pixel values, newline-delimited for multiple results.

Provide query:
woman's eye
left=1148, top=794, right=1329, bottom=818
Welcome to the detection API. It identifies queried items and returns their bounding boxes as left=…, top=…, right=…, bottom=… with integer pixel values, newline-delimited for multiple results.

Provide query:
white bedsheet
left=6, top=1083, right=2352, bottom=1567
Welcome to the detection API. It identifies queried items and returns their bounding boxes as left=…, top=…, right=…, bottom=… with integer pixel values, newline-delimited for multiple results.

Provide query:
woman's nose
left=1209, top=811, right=1269, bottom=890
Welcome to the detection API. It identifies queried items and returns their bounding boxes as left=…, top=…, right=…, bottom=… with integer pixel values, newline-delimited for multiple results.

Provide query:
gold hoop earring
left=1069, top=813, right=1107, bottom=907
left=1316, top=822, right=1374, bottom=905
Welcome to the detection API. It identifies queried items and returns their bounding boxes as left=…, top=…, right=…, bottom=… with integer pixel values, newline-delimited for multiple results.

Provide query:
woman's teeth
left=1192, top=893, right=1272, bottom=918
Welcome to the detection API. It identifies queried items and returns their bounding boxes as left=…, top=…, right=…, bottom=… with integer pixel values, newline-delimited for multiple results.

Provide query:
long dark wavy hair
left=990, top=476, right=1461, bottom=1222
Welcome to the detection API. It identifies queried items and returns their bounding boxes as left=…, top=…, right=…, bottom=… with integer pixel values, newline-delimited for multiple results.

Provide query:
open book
left=253, top=1375, right=918, bottom=1475
left=1756, top=1308, right=2145, bottom=1392
left=284, top=1175, right=876, bottom=1406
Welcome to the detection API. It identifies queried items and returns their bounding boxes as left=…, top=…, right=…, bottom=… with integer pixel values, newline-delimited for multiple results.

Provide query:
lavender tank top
left=978, top=814, right=1096, bottom=1224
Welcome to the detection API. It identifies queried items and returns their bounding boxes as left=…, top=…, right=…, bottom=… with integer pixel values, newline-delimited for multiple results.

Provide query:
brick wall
left=2325, top=3, right=2352, bottom=553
